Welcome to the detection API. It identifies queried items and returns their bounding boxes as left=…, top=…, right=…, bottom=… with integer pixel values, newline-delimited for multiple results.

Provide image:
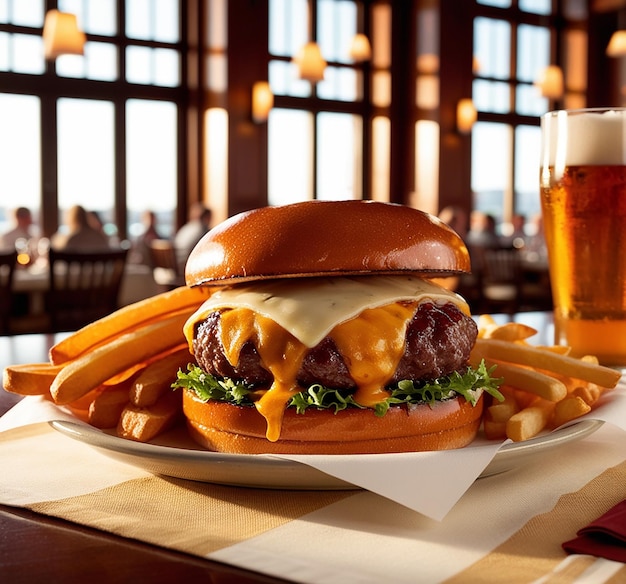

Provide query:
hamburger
left=174, top=200, right=502, bottom=454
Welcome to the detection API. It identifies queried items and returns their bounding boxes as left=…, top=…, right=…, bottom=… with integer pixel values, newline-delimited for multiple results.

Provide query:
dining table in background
left=1, top=315, right=625, bottom=584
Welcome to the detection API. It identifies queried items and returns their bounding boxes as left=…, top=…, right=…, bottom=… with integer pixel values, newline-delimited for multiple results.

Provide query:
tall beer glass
left=540, top=108, right=626, bottom=365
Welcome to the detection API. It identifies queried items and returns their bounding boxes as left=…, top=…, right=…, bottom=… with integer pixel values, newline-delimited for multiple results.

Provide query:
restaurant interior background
left=1, top=0, right=625, bottom=332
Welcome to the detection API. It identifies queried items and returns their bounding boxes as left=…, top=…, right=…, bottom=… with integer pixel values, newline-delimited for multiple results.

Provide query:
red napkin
left=562, top=499, right=626, bottom=563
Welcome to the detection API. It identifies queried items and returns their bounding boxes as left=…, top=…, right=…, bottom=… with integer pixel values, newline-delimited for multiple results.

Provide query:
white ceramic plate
left=49, top=418, right=603, bottom=490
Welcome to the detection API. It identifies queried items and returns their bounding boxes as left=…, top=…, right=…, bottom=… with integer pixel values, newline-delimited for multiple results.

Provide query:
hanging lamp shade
left=43, top=10, right=86, bottom=60
left=456, top=98, right=477, bottom=134
left=293, top=42, right=326, bottom=82
left=535, top=65, right=564, bottom=99
left=252, top=81, right=274, bottom=123
left=349, top=33, right=371, bottom=62
left=607, top=30, right=626, bottom=57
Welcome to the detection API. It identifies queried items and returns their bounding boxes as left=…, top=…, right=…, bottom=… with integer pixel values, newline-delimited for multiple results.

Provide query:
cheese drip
left=219, top=308, right=308, bottom=442
left=330, top=302, right=416, bottom=407
left=217, top=302, right=418, bottom=441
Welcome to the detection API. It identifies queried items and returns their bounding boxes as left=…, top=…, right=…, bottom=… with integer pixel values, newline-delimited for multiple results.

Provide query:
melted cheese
left=219, top=309, right=306, bottom=441
left=330, top=302, right=417, bottom=407
left=184, top=275, right=466, bottom=349
left=184, top=275, right=468, bottom=441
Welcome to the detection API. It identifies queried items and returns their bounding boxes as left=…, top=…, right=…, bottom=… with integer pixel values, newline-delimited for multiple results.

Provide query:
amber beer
left=540, top=108, right=626, bottom=365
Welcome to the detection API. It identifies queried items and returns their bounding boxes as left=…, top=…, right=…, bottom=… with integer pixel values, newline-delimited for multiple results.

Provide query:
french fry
left=103, top=362, right=149, bottom=386
left=472, top=338, right=621, bottom=389
left=49, top=286, right=208, bottom=364
left=552, top=395, right=592, bottom=428
left=65, top=387, right=104, bottom=421
left=506, top=400, right=554, bottom=442
left=482, top=322, right=538, bottom=342
left=50, top=312, right=190, bottom=405
left=483, top=416, right=507, bottom=440
left=117, top=390, right=182, bottom=442
left=476, top=315, right=497, bottom=339
left=88, top=384, right=132, bottom=429
left=487, top=392, right=519, bottom=423
left=471, top=358, right=568, bottom=402
left=550, top=371, right=603, bottom=406
left=474, top=315, right=620, bottom=442
left=535, top=345, right=571, bottom=355
left=2, top=362, right=62, bottom=396
left=130, top=347, right=192, bottom=407
left=571, top=384, right=602, bottom=406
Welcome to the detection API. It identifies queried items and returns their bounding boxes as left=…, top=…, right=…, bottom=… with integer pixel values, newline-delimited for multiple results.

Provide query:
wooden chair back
left=47, top=248, right=128, bottom=332
left=0, top=250, right=17, bottom=334
left=480, top=247, right=523, bottom=314
left=149, top=239, right=185, bottom=290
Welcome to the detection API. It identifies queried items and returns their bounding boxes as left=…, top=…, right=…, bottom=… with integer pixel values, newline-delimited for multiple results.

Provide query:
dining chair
left=148, top=239, right=186, bottom=291
left=47, top=248, right=129, bottom=332
left=480, top=247, right=523, bottom=314
left=0, top=250, right=17, bottom=334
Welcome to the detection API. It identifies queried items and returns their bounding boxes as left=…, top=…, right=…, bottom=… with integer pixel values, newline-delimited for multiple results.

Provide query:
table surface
left=0, top=313, right=598, bottom=584
left=0, top=333, right=290, bottom=584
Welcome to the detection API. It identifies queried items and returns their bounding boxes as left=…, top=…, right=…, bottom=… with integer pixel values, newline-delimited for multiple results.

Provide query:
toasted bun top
left=185, top=200, right=470, bottom=286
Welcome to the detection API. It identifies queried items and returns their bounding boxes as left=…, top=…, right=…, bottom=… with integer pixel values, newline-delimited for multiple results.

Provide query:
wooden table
left=0, top=334, right=289, bottom=584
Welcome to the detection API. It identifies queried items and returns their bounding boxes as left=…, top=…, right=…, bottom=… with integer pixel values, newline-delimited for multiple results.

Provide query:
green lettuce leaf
left=173, top=360, right=503, bottom=417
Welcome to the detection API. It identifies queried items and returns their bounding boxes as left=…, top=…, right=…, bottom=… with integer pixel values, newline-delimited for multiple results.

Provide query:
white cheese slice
left=185, top=275, right=466, bottom=348
left=185, top=276, right=469, bottom=347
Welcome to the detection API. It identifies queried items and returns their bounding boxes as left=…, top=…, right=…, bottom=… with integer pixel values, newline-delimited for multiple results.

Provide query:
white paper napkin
left=1, top=384, right=626, bottom=521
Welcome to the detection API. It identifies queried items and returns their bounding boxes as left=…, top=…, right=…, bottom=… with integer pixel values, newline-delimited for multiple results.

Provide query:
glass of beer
left=540, top=107, right=626, bottom=365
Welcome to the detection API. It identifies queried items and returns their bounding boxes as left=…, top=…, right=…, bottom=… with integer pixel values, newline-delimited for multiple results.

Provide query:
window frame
left=0, top=0, right=188, bottom=240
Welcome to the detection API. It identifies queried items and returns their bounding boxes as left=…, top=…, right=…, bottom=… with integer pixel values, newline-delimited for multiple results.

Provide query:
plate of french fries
left=471, top=315, right=620, bottom=444
left=2, top=290, right=623, bottom=489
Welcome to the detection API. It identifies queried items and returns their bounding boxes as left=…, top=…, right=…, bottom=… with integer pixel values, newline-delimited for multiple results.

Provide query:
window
left=0, top=33, right=45, bottom=73
left=57, top=99, right=115, bottom=230
left=60, top=0, right=117, bottom=36
left=0, top=0, right=184, bottom=241
left=470, top=3, right=585, bottom=231
left=471, top=122, right=512, bottom=220
left=268, top=109, right=313, bottom=205
left=317, top=112, right=362, bottom=200
left=267, top=0, right=382, bottom=203
left=57, top=42, right=118, bottom=80
left=0, top=94, right=41, bottom=233
left=126, top=99, right=178, bottom=237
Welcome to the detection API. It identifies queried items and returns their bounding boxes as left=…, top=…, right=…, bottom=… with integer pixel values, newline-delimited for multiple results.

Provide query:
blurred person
left=130, top=210, right=165, bottom=265
left=86, top=210, right=119, bottom=248
left=0, top=206, right=35, bottom=250
left=466, top=211, right=499, bottom=250
left=500, top=213, right=527, bottom=249
left=52, top=205, right=111, bottom=252
left=524, top=213, right=548, bottom=260
left=438, top=205, right=468, bottom=240
left=174, top=203, right=212, bottom=267
left=436, top=206, right=477, bottom=299
left=465, top=211, right=500, bottom=277
left=87, top=210, right=106, bottom=235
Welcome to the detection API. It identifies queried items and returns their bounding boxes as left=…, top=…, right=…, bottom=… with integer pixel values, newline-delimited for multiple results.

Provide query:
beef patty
left=192, top=302, right=477, bottom=390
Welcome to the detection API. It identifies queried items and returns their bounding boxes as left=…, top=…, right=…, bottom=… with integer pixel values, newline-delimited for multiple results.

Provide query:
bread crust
left=182, top=388, right=484, bottom=454
left=185, top=201, right=470, bottom=286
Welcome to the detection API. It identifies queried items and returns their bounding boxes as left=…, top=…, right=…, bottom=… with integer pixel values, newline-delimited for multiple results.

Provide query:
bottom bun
left=182, top=388, right=484, bottom=455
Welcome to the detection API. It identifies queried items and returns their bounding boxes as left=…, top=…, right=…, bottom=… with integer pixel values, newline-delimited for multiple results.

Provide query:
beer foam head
left=542, top=109, right=626, bottom=167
